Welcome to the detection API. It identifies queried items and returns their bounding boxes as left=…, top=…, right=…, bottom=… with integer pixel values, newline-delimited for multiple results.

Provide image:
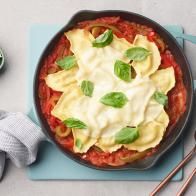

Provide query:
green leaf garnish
left=75, top=139, right=83, bottom=149
left=92, top=30, right=113, bottom=48
left=64, top=118, right=87, bottom=129
left=125, top=47, right=151, bottom=61
left=81, top=80, right=94, bottom=97
left=100, top=92, right=128, bottom=108
left=115, top=127, right=139, bottom=144
left=56, top=55, right=76, bottom=70
left=153, top=91, right=168, bottom=106
left=114, top=60, right=131, bottom=82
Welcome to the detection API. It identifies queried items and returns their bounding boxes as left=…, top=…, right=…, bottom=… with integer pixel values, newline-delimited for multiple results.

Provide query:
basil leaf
left=92, top=30, right=113, bottom=48
left=115, top=127, right=139, bottom=144
left=81, top=80, right=94, bottom=97
left=100, top=92, right=128, bottom=108
left=114, top=60, right=131, bottom=82
left=75, top=139, right=83, bottom=149
left=64, top=118, right=87, bottom=129
left=56, top=55, right=76, bottom=70
left=125, top=47, right=151, bottom=61
left=153, top=91, right=168, bottom=106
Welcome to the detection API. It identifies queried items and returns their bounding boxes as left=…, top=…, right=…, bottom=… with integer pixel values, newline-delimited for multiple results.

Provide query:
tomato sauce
left=38, top=17, right=187, bottom=167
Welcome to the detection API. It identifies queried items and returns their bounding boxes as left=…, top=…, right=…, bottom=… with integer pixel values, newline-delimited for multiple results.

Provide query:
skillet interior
left=33, top=10, right=194, bottom=170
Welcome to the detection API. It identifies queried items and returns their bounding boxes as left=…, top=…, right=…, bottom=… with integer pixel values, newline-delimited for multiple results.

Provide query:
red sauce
left=38, top=17, right=187, bottom=167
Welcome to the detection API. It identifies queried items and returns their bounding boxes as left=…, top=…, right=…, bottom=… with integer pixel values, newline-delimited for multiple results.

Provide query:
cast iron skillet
left=33, top=10, right=194, bottom=170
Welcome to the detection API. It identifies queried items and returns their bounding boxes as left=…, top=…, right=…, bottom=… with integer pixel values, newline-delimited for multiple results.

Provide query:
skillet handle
left=173, top=32, right=196, bottom=44
left=150, top=145, right=196, bottom=196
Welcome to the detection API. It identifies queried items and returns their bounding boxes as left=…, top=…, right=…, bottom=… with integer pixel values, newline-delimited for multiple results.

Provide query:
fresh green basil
left=56, top=55, right=76, bottom=70
left=115, top=127, right=139, bottom=144
left=114, top=60, right=131, bottom=82
left=75, top=139, right=83, bottom=149
left=100, top=92, right=128, bottom=108
left=92, top=30, right=113, bottom=48
left=125, top=47, right=151, bottom=61
left=153, top=91, right=168, bottom=106
left=64, top=118, right=87, bottom=129
left=81, top=80, right=94, bottom=97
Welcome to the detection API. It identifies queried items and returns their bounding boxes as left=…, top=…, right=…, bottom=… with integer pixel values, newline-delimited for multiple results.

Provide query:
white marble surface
left=0, top=0, right=195, bottom=195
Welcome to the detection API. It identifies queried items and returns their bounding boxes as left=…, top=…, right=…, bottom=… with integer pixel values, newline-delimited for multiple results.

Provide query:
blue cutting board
left=27, top=25, right=185, bottom=181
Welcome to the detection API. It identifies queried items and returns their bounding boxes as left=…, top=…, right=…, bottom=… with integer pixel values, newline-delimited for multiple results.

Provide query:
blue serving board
left=27, top=25, right=185, bottom=181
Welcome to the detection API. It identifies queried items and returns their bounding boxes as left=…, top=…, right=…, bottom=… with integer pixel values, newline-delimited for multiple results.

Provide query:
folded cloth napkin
left=0, top=110, right=45, bottom=180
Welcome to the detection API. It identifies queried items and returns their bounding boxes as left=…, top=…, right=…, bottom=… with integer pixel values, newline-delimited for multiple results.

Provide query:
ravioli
left=96, top=136, right=122, bottom=153
left=51, top=83, right=82, bottom=121
left=65, top=29, right=132, bottom=90
left=96, top=110, right=169, bottom=153
left=45, top=29, right=174, bottom=154
left=132, top=35, right=161, bottom=77
left=150, top=67, right=175, bottom=94
left=72, top=129, right=97, bottom=153
left=45, top=67, right=78, bottom=92
left=50, top=75, right=159, bottom=152
left=125, top=111, right=169, bottom=152
left=144, top=100, right=163, bottom=123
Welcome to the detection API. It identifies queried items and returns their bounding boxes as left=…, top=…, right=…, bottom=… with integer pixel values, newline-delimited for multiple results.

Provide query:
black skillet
left=33, top=10, right=194, bottom=170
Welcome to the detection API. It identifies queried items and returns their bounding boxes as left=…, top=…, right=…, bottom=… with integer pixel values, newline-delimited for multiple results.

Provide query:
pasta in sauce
left=38, top=17, right=186, bottom=167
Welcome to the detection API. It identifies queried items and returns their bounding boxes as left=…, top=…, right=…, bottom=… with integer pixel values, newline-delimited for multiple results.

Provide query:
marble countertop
left=0, top=0, right=195, bottom=195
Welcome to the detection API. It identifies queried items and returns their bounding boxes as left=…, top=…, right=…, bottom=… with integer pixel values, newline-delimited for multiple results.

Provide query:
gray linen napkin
left=0, top=110, right=45, bottom=180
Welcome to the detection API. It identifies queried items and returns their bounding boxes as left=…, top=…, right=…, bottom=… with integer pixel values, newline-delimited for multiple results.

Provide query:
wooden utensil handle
left=176, top=168, right=196, bottom=196
left=150, top=145, right=196, bottom=196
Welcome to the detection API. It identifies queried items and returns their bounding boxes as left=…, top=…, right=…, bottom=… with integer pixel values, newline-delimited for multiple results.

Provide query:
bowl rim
left=0, top=48, right=5, bottom=69
left=33, top=10, right=194, bottom=170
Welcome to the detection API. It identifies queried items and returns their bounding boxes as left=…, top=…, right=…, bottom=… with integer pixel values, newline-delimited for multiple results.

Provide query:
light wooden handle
left=150, top=146, right=196, bottom=196
left=176, top=168, right=196, bottom=196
